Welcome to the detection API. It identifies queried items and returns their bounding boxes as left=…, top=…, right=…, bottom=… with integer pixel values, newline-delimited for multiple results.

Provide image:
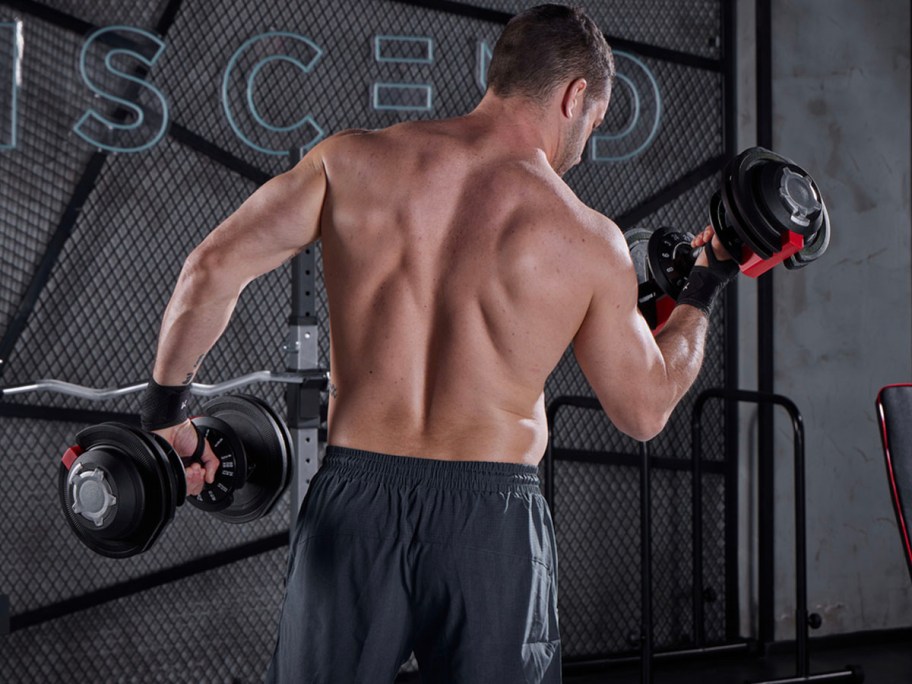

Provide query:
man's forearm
left=653, top=303, right=710, bottom=409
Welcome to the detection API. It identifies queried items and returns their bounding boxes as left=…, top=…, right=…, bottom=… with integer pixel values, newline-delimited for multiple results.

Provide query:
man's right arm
left=144, top=137, right=336, bottom=493
left=572, top=220, right=722, bottom=442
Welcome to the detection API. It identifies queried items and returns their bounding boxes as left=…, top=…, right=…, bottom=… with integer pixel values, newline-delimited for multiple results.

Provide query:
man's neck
left=467, top=92, right=560, bottom=169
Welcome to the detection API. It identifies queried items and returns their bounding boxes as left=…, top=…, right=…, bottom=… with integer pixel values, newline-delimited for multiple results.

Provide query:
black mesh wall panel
left=0, top=0, right=732, bottom=680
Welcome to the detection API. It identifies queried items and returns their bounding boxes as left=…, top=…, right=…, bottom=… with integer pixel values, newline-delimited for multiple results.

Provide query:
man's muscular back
left=320, top=118, right=620, bottom=465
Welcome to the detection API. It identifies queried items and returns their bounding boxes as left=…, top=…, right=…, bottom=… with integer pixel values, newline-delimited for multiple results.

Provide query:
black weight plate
left=204, top=396, right=288, bottom=522
left=647, top=226, right=695, bottom=300
left=201, top=395, right=293, bottom=523
left=87, top=424, right=172, bottom=557
left=185, top=415, right=248, bottom=514
left=724, top=149, right=781, bottom=257
left=63, top=423, right=170, bottom=558
left=125, top=425, right=180, bottom=527
left=624, top=227, right=654, bottom=286
left=623, top=227, right=665, bottom=329
left=720, top=165, right=774, bottom=259
left=737, top=148, right=795, bottom=249
left=237, top=394, right=295, bottom=495
left=752, top=162, right=808, bottom=241
left=709, top=191, right=744, bottom=264
left=757, top=163, right=795, bottom=231
left=147, top=431, right=187, bottom=508
left=89, top=424, right=171, bottom=557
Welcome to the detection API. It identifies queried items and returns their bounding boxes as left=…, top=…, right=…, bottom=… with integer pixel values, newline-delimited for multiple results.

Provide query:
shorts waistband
left=322, top=445, right=542, bottom=493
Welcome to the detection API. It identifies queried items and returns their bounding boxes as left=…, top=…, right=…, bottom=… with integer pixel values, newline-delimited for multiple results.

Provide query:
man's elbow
left=176, top=243, right=239, bottom=301
left=615, top=404, right=672, bottom=443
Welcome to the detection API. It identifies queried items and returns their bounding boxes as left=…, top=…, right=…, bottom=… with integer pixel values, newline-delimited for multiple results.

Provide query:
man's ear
left=561, top=78, right=588, bottom=119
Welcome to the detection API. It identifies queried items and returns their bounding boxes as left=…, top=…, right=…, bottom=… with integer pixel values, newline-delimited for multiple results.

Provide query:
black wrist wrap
left=676, top=246, right=740, bottom=317
left=140, top=379, right=191, bottom=431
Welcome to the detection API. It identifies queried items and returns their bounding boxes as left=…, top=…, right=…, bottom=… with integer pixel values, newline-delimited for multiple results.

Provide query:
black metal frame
left=755, top=0, right=778, bottom=648
left=721, top=0, right=741, bottom=644
left=0, top=594, right=8, bottom=636
left=544, top=383, right=866, bottom=683
left=8, top=533, right=288, bottom=633
left=694, top=389, right=862, bottom=684
left=546, top=396, right=750, bottom=682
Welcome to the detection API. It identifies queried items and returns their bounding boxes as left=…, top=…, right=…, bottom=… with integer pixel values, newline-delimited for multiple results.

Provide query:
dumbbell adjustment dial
left=778, top=167, right=822, bottom=231
left=63, top=445, right=147, bottom=539
left=68, top=461, right=117, bottom=528
left=59, top=424, right=168, bottom=558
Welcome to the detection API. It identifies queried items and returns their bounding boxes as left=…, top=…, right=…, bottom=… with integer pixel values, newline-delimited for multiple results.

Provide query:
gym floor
left=396, top=633, right=912, bottom=683
left=567, top=635, right=912, bottom=684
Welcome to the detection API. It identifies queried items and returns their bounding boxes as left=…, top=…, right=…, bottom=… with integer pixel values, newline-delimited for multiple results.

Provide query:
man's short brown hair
left=487, top=4, right=615, bottom=104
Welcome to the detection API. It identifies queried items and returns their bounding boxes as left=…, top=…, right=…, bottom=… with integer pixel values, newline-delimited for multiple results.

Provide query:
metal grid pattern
left=0, top=17, right=99, bottom=344
left=0, top=0, right=730, bottom=680
left=567, top=59, right=723, bottom=218
left=548, top=408, right=728, bottom=656
left=468, top=0, right=722, bottom=59
left=35, top=0, right=162, bottom=29
left=3, top=137, right=289, bottom=407
left=0, top=546, right=288, bottom=684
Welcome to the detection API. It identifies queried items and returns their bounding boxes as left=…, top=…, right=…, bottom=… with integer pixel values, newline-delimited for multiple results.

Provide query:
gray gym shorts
left=265, top=445, right=561, bottom=684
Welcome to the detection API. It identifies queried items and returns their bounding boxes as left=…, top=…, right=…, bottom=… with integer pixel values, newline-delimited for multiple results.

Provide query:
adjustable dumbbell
left=628, top=147, right=831, bottom=330
left=58, top=394, right=293, bottom=558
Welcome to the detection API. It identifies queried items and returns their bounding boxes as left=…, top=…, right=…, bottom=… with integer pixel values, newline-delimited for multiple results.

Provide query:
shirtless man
left=139, top=4, right=737, bottom=683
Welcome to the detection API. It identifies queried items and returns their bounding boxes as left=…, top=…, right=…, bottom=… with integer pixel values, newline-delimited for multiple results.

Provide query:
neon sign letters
left=0, top=22, right=661, bottom=161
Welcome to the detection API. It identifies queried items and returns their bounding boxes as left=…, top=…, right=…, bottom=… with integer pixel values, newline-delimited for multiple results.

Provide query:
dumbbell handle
left=178, top=422, right=209, bottom=470
left=2, top=369, right=329, bottom=401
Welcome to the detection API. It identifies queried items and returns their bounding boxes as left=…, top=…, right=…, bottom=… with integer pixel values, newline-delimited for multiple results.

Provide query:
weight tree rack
left=545, top=396, right=751, bottom=684
left=693, top=389, right=862, bottom=684
left=542, top=388, right=864, bottom=683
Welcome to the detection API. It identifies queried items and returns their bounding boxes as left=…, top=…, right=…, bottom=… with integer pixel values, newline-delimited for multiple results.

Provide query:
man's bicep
left=572, top=267, right=669, bottom=440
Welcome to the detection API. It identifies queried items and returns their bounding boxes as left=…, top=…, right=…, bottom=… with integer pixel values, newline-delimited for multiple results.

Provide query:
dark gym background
left=1, top=0, right=909, bottom=682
